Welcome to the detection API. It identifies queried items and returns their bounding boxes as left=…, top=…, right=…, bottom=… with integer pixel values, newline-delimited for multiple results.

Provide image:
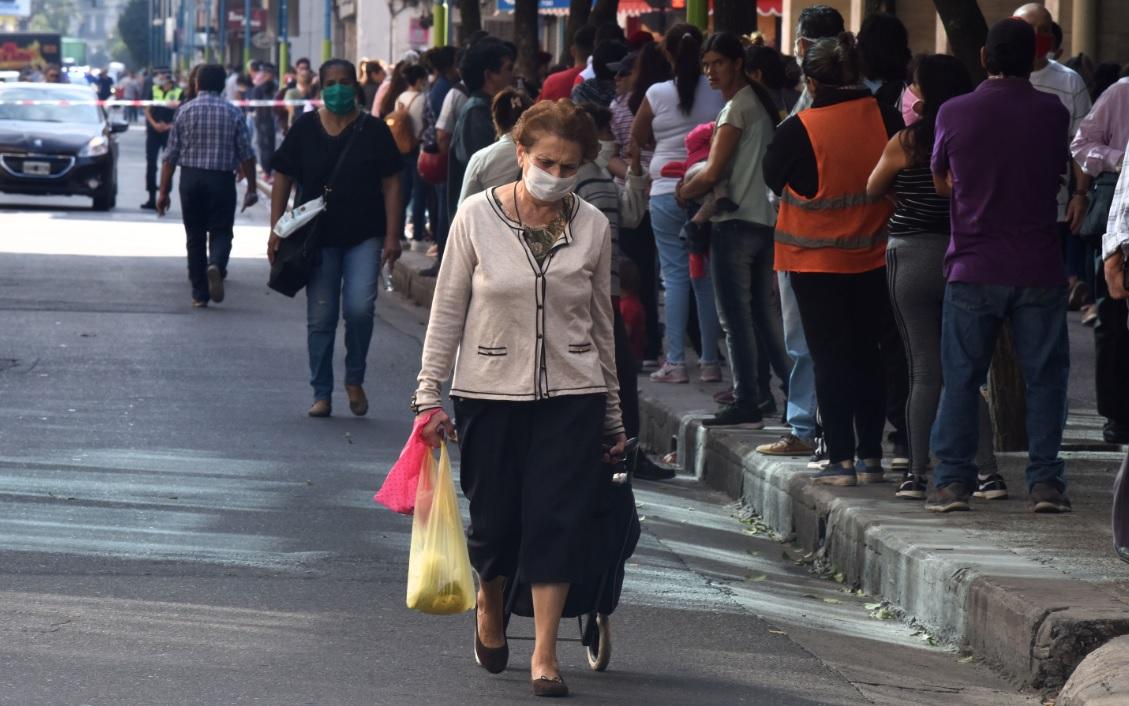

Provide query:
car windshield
left=0, top=88, right=102, bottom=124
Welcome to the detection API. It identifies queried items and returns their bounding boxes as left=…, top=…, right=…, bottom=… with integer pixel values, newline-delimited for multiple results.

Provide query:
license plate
left=24, top=160, right=50, bottom=176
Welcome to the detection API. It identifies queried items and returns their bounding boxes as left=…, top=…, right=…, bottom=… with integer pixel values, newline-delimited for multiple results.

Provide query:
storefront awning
left=495, top=0, right=654, bottom=18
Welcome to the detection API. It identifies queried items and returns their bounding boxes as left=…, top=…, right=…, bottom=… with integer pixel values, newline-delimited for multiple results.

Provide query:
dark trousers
left=1094, top=285, right=1129, bottom=428
left=791, top=268, right=890, bottom=464
left=453, top=395, right=605, bottom=585
left=256, top=119, right=275, bottom=174
left=619, top=212, right=662, bottom=361
left=410, top=153, right=431, bottom=241
left=145, top=129, right=169, bottom=198
left=179, top=167, right=236, bottom=303
left=615, top=308, right=639, bottom=439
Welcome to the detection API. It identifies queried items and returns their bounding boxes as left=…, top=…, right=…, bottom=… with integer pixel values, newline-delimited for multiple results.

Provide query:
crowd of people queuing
left=400, top=2, right=1129, bottom=517
left=141, top=3, right=1129, bottom=517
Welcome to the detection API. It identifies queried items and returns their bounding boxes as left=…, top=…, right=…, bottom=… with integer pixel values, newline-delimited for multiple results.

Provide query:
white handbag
left=272, top=195, right=326, bottom=239
left=620, top=169, right=649, bottom=230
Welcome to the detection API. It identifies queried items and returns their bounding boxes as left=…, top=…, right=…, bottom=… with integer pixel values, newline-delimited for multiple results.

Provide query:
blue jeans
left=931, top=282, right=1070, bottom=492
left=649, top=193, right=720, bottom=366
left=710, top=220, right=791, bottom=409
left=306, top=238, right=382, bottom=401
left=778, top=271, right=818, bottom=442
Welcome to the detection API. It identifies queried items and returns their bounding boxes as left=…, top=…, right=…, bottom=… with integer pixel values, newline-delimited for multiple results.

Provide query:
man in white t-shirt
left=1015, top=3, right=1092, bottom=231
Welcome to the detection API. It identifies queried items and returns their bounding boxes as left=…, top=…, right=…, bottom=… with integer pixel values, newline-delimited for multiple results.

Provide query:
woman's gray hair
left=801, top=32, right=861, bottom=88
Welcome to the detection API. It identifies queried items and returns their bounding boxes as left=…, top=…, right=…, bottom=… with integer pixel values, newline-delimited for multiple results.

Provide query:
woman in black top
left=269, top=59, right=403, bottom=418
left=866, top=54, right=1000, bottom=501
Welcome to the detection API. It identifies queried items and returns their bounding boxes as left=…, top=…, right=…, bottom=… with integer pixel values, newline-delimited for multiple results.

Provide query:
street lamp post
left=322, top=0, right=331, bottom=62
left=278, top=0, right=289, bottom=72
left=242, top=0, right=251, bottom=66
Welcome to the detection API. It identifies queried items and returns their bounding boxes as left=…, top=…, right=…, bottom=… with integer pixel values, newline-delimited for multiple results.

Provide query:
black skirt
left=453, top=394, right=605, bottom=585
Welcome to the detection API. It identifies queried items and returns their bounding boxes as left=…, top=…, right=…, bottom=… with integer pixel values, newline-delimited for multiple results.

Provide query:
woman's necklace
left=512, top=182, right=566, bottom=263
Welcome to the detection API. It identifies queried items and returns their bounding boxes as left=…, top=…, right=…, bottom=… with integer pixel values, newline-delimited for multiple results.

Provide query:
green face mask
left=322, top=83, right=357, bottom=115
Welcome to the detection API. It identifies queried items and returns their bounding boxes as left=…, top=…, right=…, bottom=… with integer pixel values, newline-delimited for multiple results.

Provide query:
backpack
left=386, top=92, right=422, bottom=155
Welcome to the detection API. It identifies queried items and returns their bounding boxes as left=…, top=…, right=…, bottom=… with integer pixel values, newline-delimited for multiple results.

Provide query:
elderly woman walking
left=412, top=99, right=625, bottom=698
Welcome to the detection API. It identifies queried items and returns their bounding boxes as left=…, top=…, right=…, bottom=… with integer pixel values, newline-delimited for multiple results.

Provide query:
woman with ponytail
left=763, top=33, right=903, bottom=486
left=630, top=23, right=725, bottom=384
left=866, top=54, right=1002, bottom=502
left=677, top=31, right=790, bottom=429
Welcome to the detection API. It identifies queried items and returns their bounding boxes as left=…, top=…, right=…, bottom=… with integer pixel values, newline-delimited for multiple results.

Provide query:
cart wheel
left=586, top=614, right=611, bottom=672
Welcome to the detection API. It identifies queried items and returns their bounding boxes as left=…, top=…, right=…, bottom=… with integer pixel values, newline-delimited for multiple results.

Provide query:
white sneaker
left=650, top=362, right=689, bottom=384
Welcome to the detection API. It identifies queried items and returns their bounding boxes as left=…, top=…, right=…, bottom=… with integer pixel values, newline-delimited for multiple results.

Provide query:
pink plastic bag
left=375, top=409, right=441, bottom=514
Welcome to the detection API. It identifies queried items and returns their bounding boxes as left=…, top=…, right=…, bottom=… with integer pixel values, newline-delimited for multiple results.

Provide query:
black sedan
left=0, top=82, right=127, bottom=210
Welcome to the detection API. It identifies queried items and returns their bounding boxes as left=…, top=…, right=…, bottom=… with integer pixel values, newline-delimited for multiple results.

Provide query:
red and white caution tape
left=0, top=98, right=323, bottom=107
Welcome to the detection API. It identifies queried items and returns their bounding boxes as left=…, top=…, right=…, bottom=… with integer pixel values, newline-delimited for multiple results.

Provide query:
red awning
left=758, top=0, right=782, bottom=16
left=618, top=0, right=654, bottom=16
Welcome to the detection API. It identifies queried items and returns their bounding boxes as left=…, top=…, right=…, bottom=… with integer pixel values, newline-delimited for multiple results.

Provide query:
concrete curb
left=1059, top=635, right=1129, bottom=705
left=390, top=251, right=436, bottom=309
left=637, top=393, right=1129, bottom=690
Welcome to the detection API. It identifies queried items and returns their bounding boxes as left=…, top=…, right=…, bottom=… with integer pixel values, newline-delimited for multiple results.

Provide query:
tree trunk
left=931, top=0, right=988, bottom=83
left=563, top=0, right=592, bottom=61
left=514, top=0, right=540, bottom=85
left=714, top=0, right=757, bottom=34
left=456, top=0, right=482, bottom=44
left=590, top=0, right=620, bottom=25
left=987, top=323, right=1029, bottom=452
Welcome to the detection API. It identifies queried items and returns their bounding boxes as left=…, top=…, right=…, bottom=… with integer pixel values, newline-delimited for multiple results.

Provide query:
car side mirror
left=110, top=121, right=129, bottom=134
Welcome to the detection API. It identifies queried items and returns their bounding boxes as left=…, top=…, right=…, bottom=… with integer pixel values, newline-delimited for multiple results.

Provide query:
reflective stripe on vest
left=774, top=97, right=892, bottom=274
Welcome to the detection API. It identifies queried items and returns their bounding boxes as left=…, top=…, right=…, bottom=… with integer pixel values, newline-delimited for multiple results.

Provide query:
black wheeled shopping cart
left=502, top=439, right=642, bottom=671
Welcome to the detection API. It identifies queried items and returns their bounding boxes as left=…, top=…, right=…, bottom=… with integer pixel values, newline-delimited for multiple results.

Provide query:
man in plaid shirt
left=157, top=64, right=259, bottom=308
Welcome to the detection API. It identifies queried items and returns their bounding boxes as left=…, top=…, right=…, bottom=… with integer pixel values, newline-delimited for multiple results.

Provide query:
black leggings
left=453, top=395, right=604, bottom=585
left=791, top=268, right=890, bottom=464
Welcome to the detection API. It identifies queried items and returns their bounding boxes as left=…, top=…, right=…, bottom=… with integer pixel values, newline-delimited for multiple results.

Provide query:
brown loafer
left=345, top=384, right=368, bottom=416
left=307, top=399, right=331, bottom=418
left=532, top=675, right=568, bottom=697
left=473, top=623, right=508, bottom=674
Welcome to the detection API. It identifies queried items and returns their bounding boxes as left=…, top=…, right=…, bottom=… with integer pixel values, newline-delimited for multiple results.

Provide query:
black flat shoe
left=474, top=622, right=508, bottom=674
left=532, top=675, right=569, bottom=697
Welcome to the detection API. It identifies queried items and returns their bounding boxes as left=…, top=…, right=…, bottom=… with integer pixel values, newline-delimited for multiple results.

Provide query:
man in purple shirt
left=928, top=18, right=1072, bottom=514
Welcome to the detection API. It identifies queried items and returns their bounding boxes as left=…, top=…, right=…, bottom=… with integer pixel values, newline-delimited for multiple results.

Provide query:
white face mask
left=594, top=140, right=617, bottom=170
left=522, top=161, right=577, bottom=202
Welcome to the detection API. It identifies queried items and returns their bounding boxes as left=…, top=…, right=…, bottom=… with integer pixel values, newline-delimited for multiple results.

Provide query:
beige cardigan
left=413, top=189, right=624, bottom=435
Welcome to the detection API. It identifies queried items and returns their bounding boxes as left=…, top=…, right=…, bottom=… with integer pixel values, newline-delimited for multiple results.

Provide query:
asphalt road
left=0, top=127, right=1040, bottom=705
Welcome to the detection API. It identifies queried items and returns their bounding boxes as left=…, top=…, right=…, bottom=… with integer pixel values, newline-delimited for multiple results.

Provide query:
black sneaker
left=925, top=483, right=971, bottom=513
left=207, top=264, right=225, bottom=304
left=896, top=472, right=927, bottom=499
left=631, top=451, right=676, bottom=481
left=702, top=404, right=765, bottom=429
left=972, top=473, right=1008, bottom=500
left=1103, top=420, right=1129, bottom=445
left=807, top=436, right=829, bottom=470
left=1028, top=482, right=1072, bottom=513
left=140, top=200, right=156, bottom=210
left=812, top=436, right=830, bottom=467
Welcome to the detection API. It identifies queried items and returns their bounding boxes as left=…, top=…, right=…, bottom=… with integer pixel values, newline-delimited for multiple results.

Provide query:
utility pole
left=278, top=0, right=289, bottom=71
left=148, top=0, right=154, bottom=69
left=322, top=0, right=331, bottom=61
left=242, top=0, right=251, bottom=66
left=218, top=0, right=226, bottom=65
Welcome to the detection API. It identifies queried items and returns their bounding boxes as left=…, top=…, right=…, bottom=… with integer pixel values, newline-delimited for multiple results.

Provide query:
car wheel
left=92, top=188, right=113, bottom=211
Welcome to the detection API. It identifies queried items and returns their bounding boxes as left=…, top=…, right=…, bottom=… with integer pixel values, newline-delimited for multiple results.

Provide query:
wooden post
left=987, top=323, right=1029, bottom=452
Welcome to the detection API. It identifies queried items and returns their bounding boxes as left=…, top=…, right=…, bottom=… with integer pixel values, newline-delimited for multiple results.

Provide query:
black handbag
left=1079, top=171, right=1119, bottom=247
left=268, top=115, right=365, bottom=297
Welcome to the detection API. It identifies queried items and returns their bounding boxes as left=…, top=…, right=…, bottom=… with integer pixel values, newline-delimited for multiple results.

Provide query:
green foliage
left=117, top=0, right=149, bottom=68
left=28, top=0, right=79, bottom=34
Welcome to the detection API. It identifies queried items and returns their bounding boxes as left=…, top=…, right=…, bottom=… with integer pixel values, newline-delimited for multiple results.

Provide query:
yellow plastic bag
left=406, top=442, right=476, bottom=615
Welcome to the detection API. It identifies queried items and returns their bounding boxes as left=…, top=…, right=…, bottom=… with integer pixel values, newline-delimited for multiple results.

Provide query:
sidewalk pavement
left=390, top=251, right=1129, bottom=699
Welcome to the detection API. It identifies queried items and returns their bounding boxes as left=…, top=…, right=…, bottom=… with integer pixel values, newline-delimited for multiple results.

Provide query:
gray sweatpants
left=886, top=234, right=998, bottom=477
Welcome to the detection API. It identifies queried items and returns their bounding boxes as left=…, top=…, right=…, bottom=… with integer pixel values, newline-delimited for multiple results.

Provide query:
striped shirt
left=576, top=162, right=621, bottom=296
left=164, top=92, right=254, bottom=172
left=610, top=97, right=652, bottom=186
left=888, top=165, right=950, bottom=238
left=1102, top=139, right=1129, bottom=260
